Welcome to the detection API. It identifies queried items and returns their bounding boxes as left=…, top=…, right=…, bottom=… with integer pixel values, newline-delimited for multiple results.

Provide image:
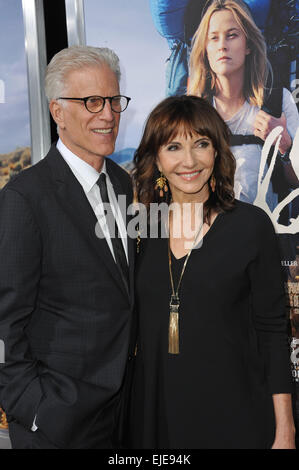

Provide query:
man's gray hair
left=45, top=45, right=121, bottom=103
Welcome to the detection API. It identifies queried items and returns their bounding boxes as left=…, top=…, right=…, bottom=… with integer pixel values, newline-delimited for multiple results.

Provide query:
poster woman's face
left=206, top=9, right=250, bottom=79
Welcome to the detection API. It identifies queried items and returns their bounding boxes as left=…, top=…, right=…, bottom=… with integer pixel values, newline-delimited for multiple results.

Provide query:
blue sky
left=0, top=0, right=31, bottom=154
left=84, top=0, right=169, bottom=152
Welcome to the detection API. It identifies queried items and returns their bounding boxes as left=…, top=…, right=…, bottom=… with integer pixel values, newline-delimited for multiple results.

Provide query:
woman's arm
left=254, top=111, right=292, bottom=155
left=254, top=89, right=299, bottom=186
left=271, top=393, right=296, bottom=449
left=248, top=207, right=295, bottom=448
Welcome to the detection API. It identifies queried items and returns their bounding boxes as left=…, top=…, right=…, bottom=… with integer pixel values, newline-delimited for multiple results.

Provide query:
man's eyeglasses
left=57, top=95, right=131, bottom=113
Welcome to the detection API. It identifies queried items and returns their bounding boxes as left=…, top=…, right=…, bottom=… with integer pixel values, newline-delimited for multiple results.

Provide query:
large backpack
left=264, top=0, right=298, bottom=92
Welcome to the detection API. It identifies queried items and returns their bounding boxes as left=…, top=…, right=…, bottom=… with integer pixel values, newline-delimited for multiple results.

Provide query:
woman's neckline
left=213, top=96, right=248, bottom=123
left=170, top=211, right=225, bottom=261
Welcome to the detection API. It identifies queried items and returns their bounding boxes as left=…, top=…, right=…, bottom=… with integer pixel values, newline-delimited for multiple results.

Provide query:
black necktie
left=97, top=173, right=129, bottom=294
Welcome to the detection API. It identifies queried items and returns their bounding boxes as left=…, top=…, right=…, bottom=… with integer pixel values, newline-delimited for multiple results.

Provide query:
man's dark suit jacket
left=0, top=145, right=136, bottom=449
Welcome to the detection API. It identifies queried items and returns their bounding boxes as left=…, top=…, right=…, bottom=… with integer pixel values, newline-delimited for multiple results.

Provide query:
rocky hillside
left=0, top=147, right=31, bottom=189
left=0, top=408, right=7, bottom=430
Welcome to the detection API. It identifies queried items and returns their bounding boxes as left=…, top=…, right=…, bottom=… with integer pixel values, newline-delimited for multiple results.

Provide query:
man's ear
left=49, top=100, right=66, bottom=130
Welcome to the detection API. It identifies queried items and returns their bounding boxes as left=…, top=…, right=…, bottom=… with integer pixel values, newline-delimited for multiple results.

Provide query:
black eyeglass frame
left=57, top=95, right=131, bottom=113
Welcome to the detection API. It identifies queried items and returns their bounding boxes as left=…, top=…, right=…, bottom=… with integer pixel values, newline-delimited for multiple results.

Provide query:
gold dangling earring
left=155, top=172, right=168, bottom=197
left=210, top=174, right=216, bottom=193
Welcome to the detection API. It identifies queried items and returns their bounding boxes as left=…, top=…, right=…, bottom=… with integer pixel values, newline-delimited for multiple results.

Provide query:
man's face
left=50, top=64, right=120, bottom=168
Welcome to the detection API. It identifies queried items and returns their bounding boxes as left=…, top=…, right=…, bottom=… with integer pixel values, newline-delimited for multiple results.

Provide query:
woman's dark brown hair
left=133, top=95, right=236, bottom=222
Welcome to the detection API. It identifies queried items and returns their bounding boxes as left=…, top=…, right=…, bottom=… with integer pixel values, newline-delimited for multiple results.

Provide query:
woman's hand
left=271, top=429, right=296, bottom=449
left=254, top=111, right=292, bottom=154
left=271, top=394, right=296, bottom=449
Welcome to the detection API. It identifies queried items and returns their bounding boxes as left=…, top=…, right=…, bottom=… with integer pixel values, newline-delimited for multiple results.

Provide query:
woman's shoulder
left=223, top=200, right=275, bottom=234
left=282, top=87, right=295, bottom=100
left=136, top=221, right=165, bottom=255
left=282, top=87, right=299, bottom=113
left=282, top=88, right=299, bottom=118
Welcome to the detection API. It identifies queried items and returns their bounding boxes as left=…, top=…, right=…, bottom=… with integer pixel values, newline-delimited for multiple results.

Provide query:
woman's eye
left=228, top=33, right=237, bottom=39
left=197, top=141, right=210, bottom=148
left=167, top=145, right=179, bottom=151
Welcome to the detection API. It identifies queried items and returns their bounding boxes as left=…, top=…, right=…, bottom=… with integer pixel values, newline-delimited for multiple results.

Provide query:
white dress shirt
left=57, top=138, right=128, bottom=262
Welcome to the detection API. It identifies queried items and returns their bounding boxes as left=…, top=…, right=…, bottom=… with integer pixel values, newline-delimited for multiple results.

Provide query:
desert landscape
left=0, top=147, right=31, bottom=189
left=0, top=408, right=8, bottom=430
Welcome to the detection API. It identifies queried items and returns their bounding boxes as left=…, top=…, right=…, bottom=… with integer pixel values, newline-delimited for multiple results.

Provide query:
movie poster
left=0, top=0, right=31, bottom=191
left=85, top=0, right=299, bottom=433
left=0, top=0, right=31, bottom=446
left=84, top=0, right=169, bottom=169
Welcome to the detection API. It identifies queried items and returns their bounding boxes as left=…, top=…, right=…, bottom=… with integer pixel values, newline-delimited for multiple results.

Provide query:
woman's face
left=206, top=9, right=250, bottom=79
left=157, top=131, right=216, bottom=203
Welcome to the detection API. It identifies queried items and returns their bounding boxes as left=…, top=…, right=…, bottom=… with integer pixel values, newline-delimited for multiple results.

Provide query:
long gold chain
left=167, top=216, right=204, bottom=354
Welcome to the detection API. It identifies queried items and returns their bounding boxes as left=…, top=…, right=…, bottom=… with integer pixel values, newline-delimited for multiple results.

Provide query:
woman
left=189, top=0, right=299, bottom=211
left=128, top=95, right=295, bottom=449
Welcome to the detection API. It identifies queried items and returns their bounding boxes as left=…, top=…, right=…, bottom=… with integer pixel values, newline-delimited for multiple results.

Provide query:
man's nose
left=99, top=99, right=114, bottom=120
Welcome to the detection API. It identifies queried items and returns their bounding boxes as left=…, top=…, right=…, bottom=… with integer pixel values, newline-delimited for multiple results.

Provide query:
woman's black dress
left=128, top=201, right=293, bottom=449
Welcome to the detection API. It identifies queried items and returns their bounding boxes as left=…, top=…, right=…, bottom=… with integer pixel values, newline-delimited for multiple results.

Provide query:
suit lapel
left=44, top=146, right=129, bottom=299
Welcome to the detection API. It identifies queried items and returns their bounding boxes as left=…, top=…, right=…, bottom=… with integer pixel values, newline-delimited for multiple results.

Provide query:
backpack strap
left=261, top=86, right=283, bottom=118
left=208, top=86, right=283, bottom=147
left=229, top=134, right=263, bottom=146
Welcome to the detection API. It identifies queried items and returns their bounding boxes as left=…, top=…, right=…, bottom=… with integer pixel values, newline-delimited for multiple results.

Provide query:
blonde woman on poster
left=188, top=0, right=299, bottom=211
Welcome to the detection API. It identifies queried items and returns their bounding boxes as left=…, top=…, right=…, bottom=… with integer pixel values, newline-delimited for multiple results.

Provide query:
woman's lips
left=218, top=56, right=231, bottom=62
left=177, top=170, right=202, bottom=181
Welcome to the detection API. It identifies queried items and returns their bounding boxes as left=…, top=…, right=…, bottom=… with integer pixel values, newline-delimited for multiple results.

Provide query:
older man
left=0, top=46, right=135, bottom=449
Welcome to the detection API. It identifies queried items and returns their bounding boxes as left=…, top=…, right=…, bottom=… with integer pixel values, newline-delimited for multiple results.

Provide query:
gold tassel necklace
left=168, top=218, right=204, bottom=355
